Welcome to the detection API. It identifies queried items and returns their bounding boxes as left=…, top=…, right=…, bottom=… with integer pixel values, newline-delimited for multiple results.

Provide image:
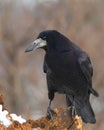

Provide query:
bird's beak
left=25, top=38, right=47, bottom=52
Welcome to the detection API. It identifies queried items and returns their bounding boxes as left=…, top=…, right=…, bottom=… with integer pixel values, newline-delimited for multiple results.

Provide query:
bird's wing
left=77, top=52, right=93, bottom=86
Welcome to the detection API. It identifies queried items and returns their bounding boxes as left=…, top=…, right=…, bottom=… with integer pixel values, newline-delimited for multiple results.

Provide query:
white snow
left=0, top=105, right=12, bottom=127
left=10, top=114, right=26, bottom=124
left=0, top=105, right=26, bottom=128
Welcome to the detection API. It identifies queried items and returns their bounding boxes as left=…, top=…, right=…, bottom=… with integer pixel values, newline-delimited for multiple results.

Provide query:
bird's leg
left=46, top=100, right=56, bottom=120
left=66, top=95, right=77, bottom=117
left=71, top=97, right=77, bottom=117
left=47, top=100, right=53, bottom=120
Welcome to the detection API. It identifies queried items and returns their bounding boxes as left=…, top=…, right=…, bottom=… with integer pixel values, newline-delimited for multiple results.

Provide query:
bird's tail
left=66, top=95, right=96, bottom=123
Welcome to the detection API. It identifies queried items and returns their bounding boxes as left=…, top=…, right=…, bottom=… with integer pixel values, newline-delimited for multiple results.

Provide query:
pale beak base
left=25, top=38, right=47, bottom=52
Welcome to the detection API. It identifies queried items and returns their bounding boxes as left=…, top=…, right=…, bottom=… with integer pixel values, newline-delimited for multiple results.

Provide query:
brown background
left=0, top=0, right=104, bottom=129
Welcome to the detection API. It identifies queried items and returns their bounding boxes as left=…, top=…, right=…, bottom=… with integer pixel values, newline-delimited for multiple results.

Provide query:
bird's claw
left=46, top=107, right=56, bottom=121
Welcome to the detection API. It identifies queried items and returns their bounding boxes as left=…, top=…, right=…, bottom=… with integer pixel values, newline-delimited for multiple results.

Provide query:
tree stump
left=0, top=94, right=82, bottom=130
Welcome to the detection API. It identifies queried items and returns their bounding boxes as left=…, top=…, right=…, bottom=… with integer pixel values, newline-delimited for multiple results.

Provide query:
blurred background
left=0, top=0, right=104, bottom=129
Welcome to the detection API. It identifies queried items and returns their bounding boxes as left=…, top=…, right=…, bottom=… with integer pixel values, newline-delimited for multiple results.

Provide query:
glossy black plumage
left=26, top=30, right=99, bottom=123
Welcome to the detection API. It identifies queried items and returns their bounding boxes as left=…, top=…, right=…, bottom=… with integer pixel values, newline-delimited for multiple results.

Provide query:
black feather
left=30, top=30, right=99, bottom=123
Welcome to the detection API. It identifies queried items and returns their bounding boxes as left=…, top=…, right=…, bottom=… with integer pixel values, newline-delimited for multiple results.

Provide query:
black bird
left=25, top=30, right=99, bottom=123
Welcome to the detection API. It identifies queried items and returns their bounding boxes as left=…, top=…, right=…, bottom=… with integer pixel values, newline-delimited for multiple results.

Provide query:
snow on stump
left=0, top=94, right=82, bottom=130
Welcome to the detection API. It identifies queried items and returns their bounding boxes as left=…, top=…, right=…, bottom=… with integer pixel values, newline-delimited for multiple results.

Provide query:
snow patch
left=0, top=105, right=26, bottom=128
left=10, top=113, right=26, bottom=124
left=0, top=105, right=12, bottom=127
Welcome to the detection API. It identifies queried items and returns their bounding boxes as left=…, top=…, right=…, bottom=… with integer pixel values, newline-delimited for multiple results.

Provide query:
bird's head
left=25, top=30, right=70, bottom=53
